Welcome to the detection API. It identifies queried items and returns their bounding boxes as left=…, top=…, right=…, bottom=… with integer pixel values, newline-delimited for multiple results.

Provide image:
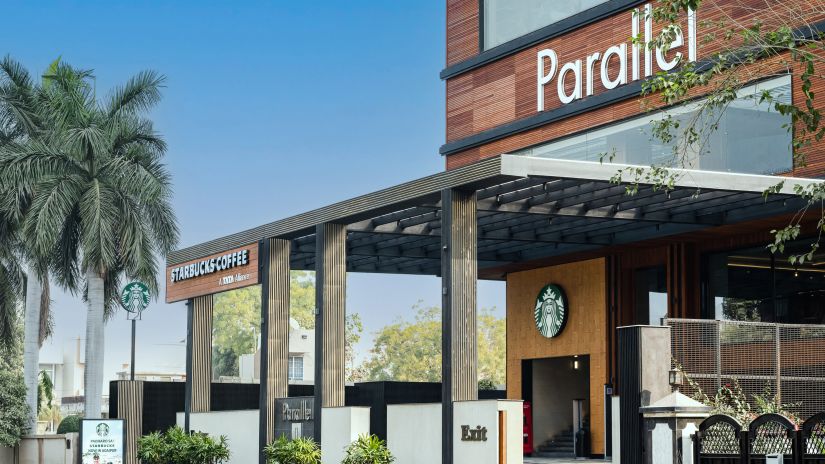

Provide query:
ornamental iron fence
left=666, top=318, right=825, bottom=420
left=692, top=413, right=825, bottom=463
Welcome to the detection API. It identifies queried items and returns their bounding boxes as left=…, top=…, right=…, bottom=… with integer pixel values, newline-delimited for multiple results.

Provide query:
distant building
left=115, top=368, right=186, bottom=382
left=38, top=337, right=109, bottom=431
left=237, top=319, right=314, bottom=385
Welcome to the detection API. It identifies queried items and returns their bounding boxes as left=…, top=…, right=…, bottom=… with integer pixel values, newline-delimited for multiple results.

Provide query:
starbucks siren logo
left=534, top=284, right=568, bottom=338
left=120, top=281, right=150, bottom=315
left=96, top=422, right=110, bottom=437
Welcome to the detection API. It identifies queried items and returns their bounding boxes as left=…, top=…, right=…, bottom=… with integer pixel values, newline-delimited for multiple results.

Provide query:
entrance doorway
left=524, top=355, right=590, bottom=458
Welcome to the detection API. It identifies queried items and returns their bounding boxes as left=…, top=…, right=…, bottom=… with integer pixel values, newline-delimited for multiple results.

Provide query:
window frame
left=288, top=355, right=304, bottom=381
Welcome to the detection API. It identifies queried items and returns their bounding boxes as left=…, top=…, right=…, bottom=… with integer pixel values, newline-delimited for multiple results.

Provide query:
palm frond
left=23, top=175, right=85, bottom=259
left=107, top=70, right=165, bottom=118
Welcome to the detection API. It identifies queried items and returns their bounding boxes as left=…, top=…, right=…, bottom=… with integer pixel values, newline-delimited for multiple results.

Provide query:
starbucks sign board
left=534, top=284, right=568, bottom=338
left=80, top=419, right=125, bottom=464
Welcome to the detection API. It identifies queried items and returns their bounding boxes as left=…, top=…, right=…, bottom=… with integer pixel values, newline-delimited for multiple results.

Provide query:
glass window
left=634, top=266, right=668, bottom=325
left=514, top=76, right=793, bottom=176
left=703, top=240, right=825, bottom=324
left=483, top=0, right=609, bottom=50
left=288, top=356, right=304, bottom=381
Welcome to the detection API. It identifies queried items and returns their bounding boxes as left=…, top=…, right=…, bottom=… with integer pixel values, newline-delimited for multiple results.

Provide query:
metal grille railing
left=666, top=318, right=825, bottom=420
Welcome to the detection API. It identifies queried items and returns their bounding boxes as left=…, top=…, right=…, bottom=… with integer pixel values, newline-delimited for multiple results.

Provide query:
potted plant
left=341, top=435, right=394, bottom=464
left=264, top=435, right=321, bottom=464
left=137, top=426, right=230, bottom=464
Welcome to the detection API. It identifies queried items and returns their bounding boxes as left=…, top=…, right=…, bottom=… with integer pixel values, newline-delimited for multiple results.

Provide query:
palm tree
left=0, top=57, right=56, bottom=431
left=0, top=61, right=178, bottom=418
left=0, top=211, right=23, bottom=351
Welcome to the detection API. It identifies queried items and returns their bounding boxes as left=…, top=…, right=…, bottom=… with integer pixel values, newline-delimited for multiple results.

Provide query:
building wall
left=176, top=410, right=259, bottom=464
left=443, top=0, right=825, bottom=175
left=506, top=258, right=608, bottom=454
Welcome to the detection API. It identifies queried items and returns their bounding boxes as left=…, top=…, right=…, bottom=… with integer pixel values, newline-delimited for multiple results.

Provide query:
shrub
left=478, top=378, right=497, bottom=390
left=56, top=414, right=82, bottom=434
left=264, top=435, right=321, bottom=464
left=0, top=366, right=29, bottom=447
left=342, top=435, right=394, bottom=464
left=137, top=426, right=230, bottom=464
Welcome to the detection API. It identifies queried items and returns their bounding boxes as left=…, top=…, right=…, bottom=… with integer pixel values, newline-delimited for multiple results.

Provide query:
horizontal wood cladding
left=165, top=244, right=259, bottom=303
left=446, top=0, right=479, bottom=67
left=445, top=0, right=825, bottom=175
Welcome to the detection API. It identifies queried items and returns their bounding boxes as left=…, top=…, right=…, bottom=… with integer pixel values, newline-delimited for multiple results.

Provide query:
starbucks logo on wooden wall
left=534, top=284, right=568, bottom=338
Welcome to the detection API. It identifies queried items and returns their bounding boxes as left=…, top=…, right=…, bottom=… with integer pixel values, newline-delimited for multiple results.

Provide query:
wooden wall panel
left=506, top=258, right=608, bottom=455
left=166, top=245, right=259, bottom=303
left=441, top=188, right=479, bottom=463
left=190, top=295, right=213, bottom=413
left=314, top=223, right=347, bottom=441
left=116, top=381, right=143, bottom=464
left=260, top=238, right=291, bottom=446
left=446, top=0, right=479, bottom=67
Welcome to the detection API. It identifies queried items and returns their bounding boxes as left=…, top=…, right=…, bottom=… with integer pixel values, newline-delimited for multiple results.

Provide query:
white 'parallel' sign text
left=538, top=4, right=697, bottom=111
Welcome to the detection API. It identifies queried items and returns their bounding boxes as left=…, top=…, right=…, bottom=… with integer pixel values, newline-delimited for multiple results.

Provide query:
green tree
left=290, top=271, right=315, bottom=329
left=478, top=309, right=506, bottom=386
left=358, top=304, right=506, bottom=386
left=0, top=322, right=29, bottom=446
left=212, top=286, right=260, bottom=379
left=359, top=304, right=442, bottom=382
left=0, top=61, right=179, bottom=418
left=0, top=56, right=57, bottom=431
left=345, top=313, right=363, bottom=382
left=210, top=272, right=364, bottom=380
left=613, top=0, right=825, bottom=261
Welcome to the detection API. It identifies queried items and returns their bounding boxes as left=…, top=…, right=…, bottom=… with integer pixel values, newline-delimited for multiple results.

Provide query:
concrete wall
left=321, top=407, right=370, bottom=464
left=387, top=403, right=441, bottom=464
left=532, top=356, right=590, bottom=445
left=506, top=258, right=608, bottom=454
left=453, top=400, right=523, bottom=464
left=176, top=410, right=259, bottom=464
left=0, top=434, right=78, bottom=464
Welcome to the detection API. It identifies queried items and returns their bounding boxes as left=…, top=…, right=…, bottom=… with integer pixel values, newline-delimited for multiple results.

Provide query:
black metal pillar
left=184, top=299, right=193, bottom=433
left=441, top=188, right=478, bottom=464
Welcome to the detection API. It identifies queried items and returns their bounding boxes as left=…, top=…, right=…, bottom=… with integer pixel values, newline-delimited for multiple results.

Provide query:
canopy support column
left=313, top=223, right=347, bottom=441
left=259, top=238, right=291, bottom=463
left=441, top=188, right=478, bottom=464
left=184, top=294, right=213, bottom=433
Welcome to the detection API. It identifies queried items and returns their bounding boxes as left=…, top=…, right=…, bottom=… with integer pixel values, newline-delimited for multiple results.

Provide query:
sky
left=3, top=1, right=506, bottom=384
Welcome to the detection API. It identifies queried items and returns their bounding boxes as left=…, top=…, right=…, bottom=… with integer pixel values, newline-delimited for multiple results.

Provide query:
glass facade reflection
left=514, top=76, right=793, bottom=175
left=483, top=0, right=608, bottom=49
left=703, top=239, right=825, bottom=324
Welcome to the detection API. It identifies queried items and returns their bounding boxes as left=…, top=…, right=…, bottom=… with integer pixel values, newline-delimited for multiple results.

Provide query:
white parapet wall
left=453, top=400, right=523, bottom=464
left=176, top=410, right=259, bottom=464
left=387, top=403, right=442, bottom=464
left=0, top=434, right=78, bottom=464
left=321, top=406, right=371, bottom=464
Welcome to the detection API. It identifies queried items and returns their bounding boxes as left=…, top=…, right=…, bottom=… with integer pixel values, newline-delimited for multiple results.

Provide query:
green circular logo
left=534, top=284, right=568, bottom=338
left=120, top=282, right=150, bottom=314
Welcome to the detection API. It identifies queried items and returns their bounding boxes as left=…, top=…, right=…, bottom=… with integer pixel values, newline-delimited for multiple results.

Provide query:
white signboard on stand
left=80, top=419, right=125, bottom=464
